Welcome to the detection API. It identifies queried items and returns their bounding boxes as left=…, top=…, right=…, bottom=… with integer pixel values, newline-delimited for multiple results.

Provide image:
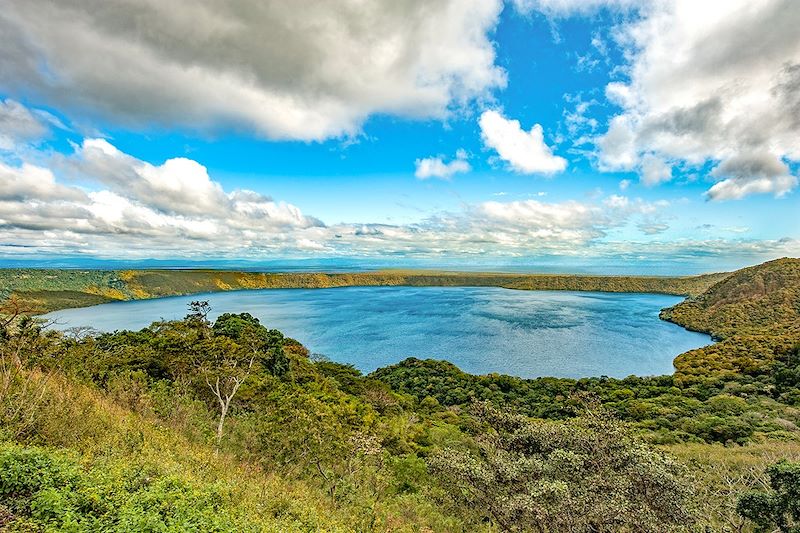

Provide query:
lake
left=43, top=287, right=711, bottom=379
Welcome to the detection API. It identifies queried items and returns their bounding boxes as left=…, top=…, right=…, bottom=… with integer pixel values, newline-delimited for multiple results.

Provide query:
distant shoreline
left=0, top=268, right=732, bottom=315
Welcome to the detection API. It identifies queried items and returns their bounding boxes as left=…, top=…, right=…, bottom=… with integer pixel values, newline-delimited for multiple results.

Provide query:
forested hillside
left=0, top=267, right=730, bottom=314
left=663, top=257, right=800, bottom=339
left=1, top=258, right=799, bottom=531
left=662, top=257, right=800, bottom=383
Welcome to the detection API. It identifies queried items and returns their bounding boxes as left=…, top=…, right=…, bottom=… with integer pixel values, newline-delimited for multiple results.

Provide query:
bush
left=429, top=402, right=693, bottom=532
left=737, top=460, right=800, bottom=532
left=0, top=442, right=256, bottom=532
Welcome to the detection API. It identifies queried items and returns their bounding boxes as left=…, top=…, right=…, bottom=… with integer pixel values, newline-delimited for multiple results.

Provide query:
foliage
left=371, top=357, right=800, bottom=445
left=667, top=441, right=800, bottom=532
left=662, top=257, right=800, bottom=383
left=0, top=443, right=258, bottom=532
left=213, top=312, right=290, bottom=376
left=0, top=316, right=63, bottom=440
left=430, top=402, right=693, bottom=532
left=737, top=460, right=800, bottom=532
left=0, top=343, right=478, bottom=531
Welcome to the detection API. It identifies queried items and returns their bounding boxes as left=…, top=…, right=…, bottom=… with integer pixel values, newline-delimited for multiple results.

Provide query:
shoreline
left=1, top=267, right=731, bottom=315
left=40, top=286, right=713, bottom=381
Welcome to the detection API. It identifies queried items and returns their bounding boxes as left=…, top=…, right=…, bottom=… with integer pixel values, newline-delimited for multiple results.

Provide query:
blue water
left=43, top=287, right=711, bottom=379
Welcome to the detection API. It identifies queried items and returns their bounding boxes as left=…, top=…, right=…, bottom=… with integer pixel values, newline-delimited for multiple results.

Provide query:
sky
left=0, top=0, right=798, bottom=274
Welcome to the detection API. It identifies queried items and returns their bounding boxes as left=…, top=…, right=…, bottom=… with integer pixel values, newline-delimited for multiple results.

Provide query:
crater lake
left=43, top=286, right=712, bottom=378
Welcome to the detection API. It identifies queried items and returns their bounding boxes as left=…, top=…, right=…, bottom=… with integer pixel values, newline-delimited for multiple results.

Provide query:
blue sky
left=0, top=0, right=798, bottom=273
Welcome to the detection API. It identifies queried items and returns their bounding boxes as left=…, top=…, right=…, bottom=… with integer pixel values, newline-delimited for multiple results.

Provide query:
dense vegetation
left=736, top=460, right=800, bottom=532
left=0, top=257, right=799, bottom=531
left=664, top=258, right=800, bottom=383
left=0, top=267, right=729, bottom=314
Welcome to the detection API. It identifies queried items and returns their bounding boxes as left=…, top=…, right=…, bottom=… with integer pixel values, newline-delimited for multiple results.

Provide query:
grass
left=1, top=368, right=476, bottom=532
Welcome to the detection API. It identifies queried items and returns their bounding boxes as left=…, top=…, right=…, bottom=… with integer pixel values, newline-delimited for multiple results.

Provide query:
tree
left=429, top=401, right=693, bottom=532
left=0, top=295, right=36, bottom=337
left=197, top=335, right=256, bottom=448
left=737, top=461, right=800, bottom=532
left=185, top=300, right=212, bottom=331
left=213, top=313, right=289, bottom=377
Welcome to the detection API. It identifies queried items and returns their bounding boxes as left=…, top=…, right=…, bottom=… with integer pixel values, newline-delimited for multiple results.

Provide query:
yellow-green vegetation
left=1, top=257, right=799, bottom=531
left=0, top=373, right=368, bottom=532
left=662, top=257, right=800, bottom=383
left=1, top=315, right=483, bottom=532
left=0, top=267, right=730, bottom=314
left=667, top=441, right=800, bottom=531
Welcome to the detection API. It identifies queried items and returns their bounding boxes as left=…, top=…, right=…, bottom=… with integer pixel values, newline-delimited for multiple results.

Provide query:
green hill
left=661, top=257, right=800, bottom=339
left=661, top=257, right=800, bottom=383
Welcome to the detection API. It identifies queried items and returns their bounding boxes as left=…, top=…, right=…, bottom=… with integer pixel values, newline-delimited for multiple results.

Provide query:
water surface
left=44, top=287, right=711, bottom=378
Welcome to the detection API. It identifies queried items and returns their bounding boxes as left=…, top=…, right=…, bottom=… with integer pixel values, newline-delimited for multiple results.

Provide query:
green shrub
left=738, top=460, right=800, bottom=532
left=0, top=443, right=256, bottom=532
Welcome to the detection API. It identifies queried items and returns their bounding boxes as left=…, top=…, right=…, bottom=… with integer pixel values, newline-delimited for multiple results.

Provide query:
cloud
left=479, top=110, right=567, bottom=174
left=415, top=149, right=471, bottom=180
left=707, top=152, right=798, bottom=200
left=637, top=221, right=669, bottom=235
left=511, top=0, right=639, bottom=17
left=0, top=0, right=506, bottom=141
left=563, top=97, right=599, bottom=136
left=330, top=194, right=667, bottom=257
left=596, top=116, right=637, bottom=171
left=604, top=82, right=634, bottom=108
left=0, top=138, right=326, bottom=257
left=0, top=100, right=793, bottom=263
left=1, top=154, right=795, bottom=263
left=639, top=154, right=672, bottom=186
left=71, top=139, right=230, bottom=217
left=0, top=161, right=86, bottom=202
left=0, top=99, right=51, bottom=150
left=592, top=0, right=800, bottom=199
left=0, top=132, right=678, bottom=259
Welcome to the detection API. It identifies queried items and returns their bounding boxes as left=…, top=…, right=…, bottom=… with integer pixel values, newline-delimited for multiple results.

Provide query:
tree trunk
left=216, top=399, right=229, bottom=448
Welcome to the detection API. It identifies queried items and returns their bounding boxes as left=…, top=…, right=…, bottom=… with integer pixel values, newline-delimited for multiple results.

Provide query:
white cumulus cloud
left=591, top=0, right=800, bottom=199
left=479, top=110, right=567, bottom=174
left=639, top=154, right=672, bottom=187
left=415, top=149, right=471, bottom=180
left=72, top=139, right=230, bottom=217
left=707, top=153, right=798, bottom=200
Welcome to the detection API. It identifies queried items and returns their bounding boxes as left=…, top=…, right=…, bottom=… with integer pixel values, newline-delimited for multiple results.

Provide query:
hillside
left=0, top=268, right=730, bottom=314
left=661, top=258, right=800, bottom=382
left=661, top=257, right=800, bottom=339
left=0, top=372, right=389, bottom=532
